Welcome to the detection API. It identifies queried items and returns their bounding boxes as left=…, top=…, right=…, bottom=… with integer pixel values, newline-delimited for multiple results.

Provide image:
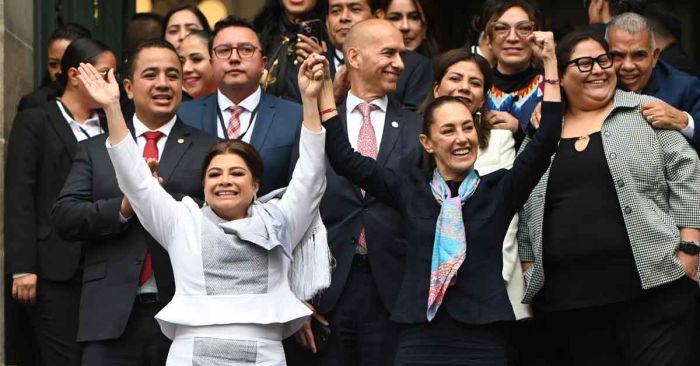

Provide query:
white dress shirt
left=56, top=99, right=103, bottom=141
left=216, top=87, right=262, bottom=143
left=681, top=113, right=695, bottom=140
left=345, top=91, right=388, bottom=151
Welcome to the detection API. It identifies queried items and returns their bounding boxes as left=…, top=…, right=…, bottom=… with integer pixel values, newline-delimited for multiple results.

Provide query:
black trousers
left=81, top=299, right=171, bottom=366
left=534, top=277, right=697, bottom=366
left=687, top=289, right=700, bottom=366
left=394, top=310, right=509, bottom=366
left=313, top=254, right=399, bottom=366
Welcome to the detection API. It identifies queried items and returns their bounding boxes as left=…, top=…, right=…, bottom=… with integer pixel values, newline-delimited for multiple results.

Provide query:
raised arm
left=76, top=63, right=182, bottom=247
left=504, top=31, right=562, bottom=215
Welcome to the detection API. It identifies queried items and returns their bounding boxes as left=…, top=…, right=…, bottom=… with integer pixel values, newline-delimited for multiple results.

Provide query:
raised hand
left=527, top=31, right=555, bottom=62
left=298, top=53, right=330, bottom=100
left=77, top=62, right=120, bottom=109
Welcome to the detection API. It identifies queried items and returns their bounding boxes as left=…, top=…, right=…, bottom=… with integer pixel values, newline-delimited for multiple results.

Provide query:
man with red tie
left=52, top=39, right=218, bottom=365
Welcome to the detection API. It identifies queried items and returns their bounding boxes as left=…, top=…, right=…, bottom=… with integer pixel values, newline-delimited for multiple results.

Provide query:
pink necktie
left=356, top=102, right=379, bottom=250
left=140, top=131, right=164, bottom=285
left=227, top=106, right=244, bottom=139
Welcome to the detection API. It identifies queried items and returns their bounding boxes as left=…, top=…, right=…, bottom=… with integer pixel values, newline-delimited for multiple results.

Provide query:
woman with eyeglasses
left=5, top=37, right=116, bottom=365
left=518, top=29, right=700, bottom=365
left=482, top=0, right=544, bottom=147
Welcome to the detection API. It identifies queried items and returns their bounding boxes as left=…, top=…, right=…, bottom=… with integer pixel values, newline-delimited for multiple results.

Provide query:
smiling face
left=326, top=0, right=373, bottom=49
left=419, top=101, right=479, bottom=181
left=561, top=39, right=616, bottom=112
left=211, top=26, right=266, bottom=100
left=379, top=0, right=425, bottom=51
left=48, top=38, right=71, bottom=82
left=179, top=35, right=216, bottom=98
left=164, top=9, right=205, bottom=50
left=282, top=0, right=318, bottom=17
left=124, top=47, right=183, bottom=126
left=489, top=6, right=534, bottom=75
left=608, top=26, right=659, bottom=93
left=433, top=60, right=485, bottom=114
left=203, top=153, right=259, bottom=220
left=346, top=21, right=405, bottom=98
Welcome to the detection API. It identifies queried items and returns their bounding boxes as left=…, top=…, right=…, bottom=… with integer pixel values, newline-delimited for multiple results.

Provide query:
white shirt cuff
left=681, top=112, right=695, bottom=139
left=13, top=273, right=30, bottom=279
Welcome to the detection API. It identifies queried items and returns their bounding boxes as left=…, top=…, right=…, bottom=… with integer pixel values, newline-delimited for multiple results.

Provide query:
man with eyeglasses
left=178, top=16, right=303, bottom=195
left=606, top=12, right=700, bottom=150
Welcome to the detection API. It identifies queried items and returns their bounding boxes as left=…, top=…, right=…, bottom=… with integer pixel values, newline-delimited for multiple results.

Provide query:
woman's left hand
left=677, top=251, right=699, bottom=281
left=76, top=63, right=120, bottom=108
left=527, top=31, right=556, bottom=61
left=298, top=53, right=329, bottom=100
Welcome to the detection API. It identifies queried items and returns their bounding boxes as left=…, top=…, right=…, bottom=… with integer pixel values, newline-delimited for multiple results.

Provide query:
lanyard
left=56, top=98, right=101, bottom=139
left=216, top=102, right=259, bottom=141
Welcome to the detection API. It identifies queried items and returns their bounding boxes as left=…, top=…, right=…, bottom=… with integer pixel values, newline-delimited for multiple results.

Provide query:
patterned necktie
left=227, top=105, right=245, bottom=139
left=356, top=102, right=379, bottom=250
left=139, top=131, right=164, bottom=286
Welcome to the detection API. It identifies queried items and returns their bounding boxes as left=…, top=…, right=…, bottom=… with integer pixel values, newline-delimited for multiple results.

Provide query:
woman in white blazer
left=76, top=55, right=334, bottom=365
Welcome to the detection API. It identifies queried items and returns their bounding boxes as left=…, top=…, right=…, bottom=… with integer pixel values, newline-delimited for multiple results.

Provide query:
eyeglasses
left=565, top=53, right=613, bottom=72
left=489, top=20, right=536, bottom=38
left=212, top=43, right=259, bottom=59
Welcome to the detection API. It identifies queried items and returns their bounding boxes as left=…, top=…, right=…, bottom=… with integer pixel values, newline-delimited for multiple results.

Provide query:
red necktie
left=139, top=131, right=163, bottom=285
left=356, top=103, right=378, bottom=250
left=227, top=106, right=244, bottom=139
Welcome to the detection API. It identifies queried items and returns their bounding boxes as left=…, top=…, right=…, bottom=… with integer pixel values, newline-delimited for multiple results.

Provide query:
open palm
left=77, top=62, right=120, bottom=109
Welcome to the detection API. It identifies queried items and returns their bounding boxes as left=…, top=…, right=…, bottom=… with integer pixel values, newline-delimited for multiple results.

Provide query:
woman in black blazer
left=5, top=38, right=116, bottom=365
left=314, top=30, right=560, bottom=365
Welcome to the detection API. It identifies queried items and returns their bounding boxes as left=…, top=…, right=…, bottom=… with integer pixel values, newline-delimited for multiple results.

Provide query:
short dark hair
left=124, top=13, right=164, bottom=56
left=210, top=16, right=261, bottom=55
left=482, top=0, right=542, bottom=37
left=644, top=2, right=682, bottom=42
left=324, top=0, right=379, bottom=13
left=56, top=38, right=113, bottom=90
left=609, top=0, right=648, bottom=16
left=162, top=4, right=211, bottom=39
left=48, top=22, right=91, bottom=46
left=125, top=39, right=180, bottom=80
left=201, top=140, right=264, bottom=189
left=421, top=96, right=483, bottom=171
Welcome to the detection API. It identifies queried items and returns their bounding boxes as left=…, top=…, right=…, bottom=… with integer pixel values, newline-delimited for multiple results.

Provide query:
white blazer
left=474, top=129, right=533, bottom=320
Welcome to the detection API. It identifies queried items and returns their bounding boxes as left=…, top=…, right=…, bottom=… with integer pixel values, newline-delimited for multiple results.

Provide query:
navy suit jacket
left=178, top=92, right=302, bottom=195
left=52, top=119, right=218, bottom=342
left=326, top=46, right=433, bottom=111
left=309, top=98, right=423, bottom=314
left=643, top=60, right=700, bottom=150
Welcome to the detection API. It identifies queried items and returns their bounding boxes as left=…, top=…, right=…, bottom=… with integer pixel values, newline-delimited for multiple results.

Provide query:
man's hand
left=120, top=197, right=134, bottom=218
left=486, top=110, right=520, bottom=134
left=642, top=101, right=689, bottom=131
left=530, top=102, right=542, bottom=129
left=332, top=65, right=350, bottom=104
left=677, top=251, right=699, bottom=281
left=12, top=274, right=38, bottom=304
left=145, top=158, right=164, bottom=185
left=295, top=34, right=325, bottom=65
left=294, top=302, right=330, bottom=354
left=588, top=0, right=612, bottom=24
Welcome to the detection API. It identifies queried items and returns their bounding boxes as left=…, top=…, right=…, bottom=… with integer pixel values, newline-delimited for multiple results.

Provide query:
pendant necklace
left=574, top=134, right=590, bottom=152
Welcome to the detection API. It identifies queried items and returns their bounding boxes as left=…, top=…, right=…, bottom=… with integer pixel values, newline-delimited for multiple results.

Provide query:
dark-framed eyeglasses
left=212, top=43, right=259, bottom=60
left=489, top=20, right=536, bottom=38
left=565, top=53, right=613, bottom=72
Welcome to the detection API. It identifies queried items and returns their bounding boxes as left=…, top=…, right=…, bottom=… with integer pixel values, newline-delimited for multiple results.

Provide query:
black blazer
left=323, top=102, right=563, bottom=324
left=327, top=46, right=434, bottom=111
left=17, top=85, right=61, bottom=112
left=52, top=119, right=218, bottom=342
left=5, top=102, right=103, bottom=280
left=312, top=98, right=423, bottom=314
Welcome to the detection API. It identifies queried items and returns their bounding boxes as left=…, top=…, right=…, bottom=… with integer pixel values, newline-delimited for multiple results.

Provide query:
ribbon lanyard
left=56, top=98, right=100, bottom=139
left=216, top=102, right=259, bottom=141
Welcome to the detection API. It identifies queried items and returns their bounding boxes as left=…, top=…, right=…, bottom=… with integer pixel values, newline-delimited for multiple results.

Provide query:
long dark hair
left=253, top=0, right=328, bottom=56
left=56, top=38, right=113, bottom=92
left=161, top=4, right=211, bottom=39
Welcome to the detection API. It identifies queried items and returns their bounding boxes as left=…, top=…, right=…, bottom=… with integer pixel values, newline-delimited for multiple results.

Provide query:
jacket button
left=603, top=130, right=611, bottom=137
left=609, top=152, right=617, bottom=159
left=617, top=179, right=625, bottom=188
left=624, top=206, right=632, bottom=214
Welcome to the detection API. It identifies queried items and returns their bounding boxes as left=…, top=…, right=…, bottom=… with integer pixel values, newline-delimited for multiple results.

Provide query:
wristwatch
left=678, top=240, right=700, bottom=255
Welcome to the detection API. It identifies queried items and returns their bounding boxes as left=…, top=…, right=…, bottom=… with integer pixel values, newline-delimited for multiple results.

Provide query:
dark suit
left=178, top=92, right=302, bottom=195
left=310, top=98, right=423, bottom=366
left=327, top=46, right=433, bottom=111
left=52, top=119, right=218, bottom=364
left=5, top=102, right=99, bottom=365
left=642, top=59, right=700, bottom=150
left=17, top=85, right=60, bottom=112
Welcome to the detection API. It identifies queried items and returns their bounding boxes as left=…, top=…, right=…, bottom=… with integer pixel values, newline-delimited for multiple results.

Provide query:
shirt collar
left=56, top=99, right=100, bottom=126
left=132, top=113, right=177, bottom=137
left=346, top=91, right=388, bottom=113
left=217, top=87, right=262, bottom=113
left=334, top=49, right=344, bottom=61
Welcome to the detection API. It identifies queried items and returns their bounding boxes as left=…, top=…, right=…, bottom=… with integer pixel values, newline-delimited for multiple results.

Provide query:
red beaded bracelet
left=320, top=108, right=337, bottom=116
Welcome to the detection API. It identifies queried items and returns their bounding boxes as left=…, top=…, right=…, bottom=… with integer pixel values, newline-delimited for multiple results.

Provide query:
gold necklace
left=574, top=134, right=590, bottom=152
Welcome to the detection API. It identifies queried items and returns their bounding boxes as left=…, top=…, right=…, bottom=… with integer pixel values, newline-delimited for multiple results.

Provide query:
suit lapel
left=249, top=93, right=275, bottom=149
left=327, top=47, right=337, bottom=79
left=376, top=99, right=402, bottom=166
left=46, top=101, right=79, bottom=159
left=203, top=95, right=218, bottom=136
left=158, top=119, right=192, bottom=183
